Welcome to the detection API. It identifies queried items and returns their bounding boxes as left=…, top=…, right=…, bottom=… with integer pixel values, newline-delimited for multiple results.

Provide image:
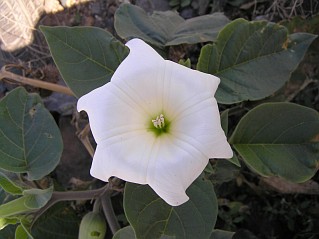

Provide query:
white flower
left=77, top=39, right=233, bottom=206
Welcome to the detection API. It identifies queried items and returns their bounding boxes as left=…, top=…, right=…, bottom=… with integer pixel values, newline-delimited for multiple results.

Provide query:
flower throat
left=150, top=114, right=169, bottom=136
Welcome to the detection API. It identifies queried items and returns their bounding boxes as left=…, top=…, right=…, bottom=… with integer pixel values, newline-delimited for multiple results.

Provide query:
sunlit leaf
left=0, top=187, right=52, bottom=218
left=0, top=196, right=28, bottom=219
left=124, top=175, right=218, bottom=239
left=0, top=87, right=62, bottom=180
left=114, top=4, right=229, bottom=47
left=197, top=19, right=317, bottom=104
left=40, top=26, right=129, bottom=98
left=0, top=172, right=23, bottom=195
left=230, top=102, right=319, bottom=182
left=0, top=218, right=19, bottom=230
left=15, top=223, right=34, bottom=239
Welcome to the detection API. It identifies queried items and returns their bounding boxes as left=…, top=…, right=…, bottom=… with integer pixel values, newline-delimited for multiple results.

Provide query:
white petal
left=147, top=135, right=209, bottom=206
left=90, top=132, right=156, bottom=184
left=161, top=61, right=220, bottom=121
left=102, top=39, right=167, bottom=117
left=111, top=38, right=163, bottom=83
left=92, top=132, right=209, bottom=206
left=170, top=97, right=233, bottom=159
left=77, top=83, right=148, bottom=143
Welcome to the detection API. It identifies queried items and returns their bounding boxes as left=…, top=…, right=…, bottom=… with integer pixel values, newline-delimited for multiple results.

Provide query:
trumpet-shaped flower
left=77, top=39, right=233, bottom=206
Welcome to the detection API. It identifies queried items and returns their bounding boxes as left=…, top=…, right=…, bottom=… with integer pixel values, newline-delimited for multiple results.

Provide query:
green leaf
left=0, top=224, right=16, bottom=239
left=197, top=19, right=317, bottom=104
left=220, top=109, right=229, bottom=136
left=0, top=188, right=52, bottom=217
left=230, top=102, right=319, bottom=182
left=31, top=203, right=81, bottom=239
left=40, top=26, right=129, bottom=98
left=211, top=160, right=240, bottom=184
left=0, top=218, right=19, bottom=230
left=220, top=110, right=240, bottom=166
left=15, top=225, right=29, bottom=239
left=178, top=58, right=191, bottom=68
left=23, top=188, right=53, bottom=209
left=0, top=87, right=63, bottom=180
left=124, top=176, right=218, bottom=239
left=15, top=223, right=34, bottom=239
left=210, top=229, right=235, bottom=239
left=0, top=196, right=29, bottom=218
left=112, top=226, right=136, bottom=239
left=0, top=172, right=23, bottom=195
left=114, top=4, right=229, bottom=47
left=227, top=153, right=241, bottom=167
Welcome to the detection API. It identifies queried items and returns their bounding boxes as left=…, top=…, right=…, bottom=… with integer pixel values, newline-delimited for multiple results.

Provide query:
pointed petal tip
left=90, top=166, right=109, bottom=183
left=169, top=195, right=189, bottom=207
left=125, top=38, right=150, bottom=49
left=125, top=38, right=143, bottom=46
left=217, top=144, right=234, bottom=159
left=224, top=141, right=234, bottom=158
left=76, top=91, right=94, bottom=113
left=76, top=96, right=85, bottom=112
left=150, top=185, right=190, bottom=207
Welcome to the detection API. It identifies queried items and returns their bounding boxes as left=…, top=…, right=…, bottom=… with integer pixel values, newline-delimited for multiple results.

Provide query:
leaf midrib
left=50, top=29, right=114, bottom=73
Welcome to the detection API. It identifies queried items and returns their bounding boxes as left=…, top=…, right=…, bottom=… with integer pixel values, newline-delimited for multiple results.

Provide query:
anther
left=152, top=114, right=165, bottom=129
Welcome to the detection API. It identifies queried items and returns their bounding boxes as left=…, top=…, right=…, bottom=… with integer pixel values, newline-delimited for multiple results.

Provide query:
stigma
left=152, top=114, right=165, bottom=129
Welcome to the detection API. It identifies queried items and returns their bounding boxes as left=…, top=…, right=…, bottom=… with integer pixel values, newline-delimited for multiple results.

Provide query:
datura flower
left=77, top=39, right=233, bottom=206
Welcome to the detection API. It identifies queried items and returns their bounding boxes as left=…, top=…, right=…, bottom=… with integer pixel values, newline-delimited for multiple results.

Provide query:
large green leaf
left=31, top=203, right=80, bottom=239
left=114, top=4, right=229, bottom=47
left=230, top=102, right=319, bottom=182
left=124, top=176, right=218, bottom=239
left=197, top=19, right=317, bottom=104
left=0, top=87, right=63, bottom=180
left=40, top=26, right=129, bottom=98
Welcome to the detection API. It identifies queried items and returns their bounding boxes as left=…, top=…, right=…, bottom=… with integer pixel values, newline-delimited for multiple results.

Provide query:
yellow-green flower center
left=152, top=114, right=165, bottom=129
left=150, top=113, right=170, bottom=136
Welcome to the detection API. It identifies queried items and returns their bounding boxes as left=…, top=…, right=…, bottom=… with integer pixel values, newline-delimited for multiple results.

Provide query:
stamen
left=152, top=114, right=165, bottom=129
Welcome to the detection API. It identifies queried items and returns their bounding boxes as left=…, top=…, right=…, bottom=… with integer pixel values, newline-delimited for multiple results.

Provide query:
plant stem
left=101, top=190, right=121, bottom=234
left=0, top=66, right=74, bottom=96
left=32, top=185, right=110, bottom=225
